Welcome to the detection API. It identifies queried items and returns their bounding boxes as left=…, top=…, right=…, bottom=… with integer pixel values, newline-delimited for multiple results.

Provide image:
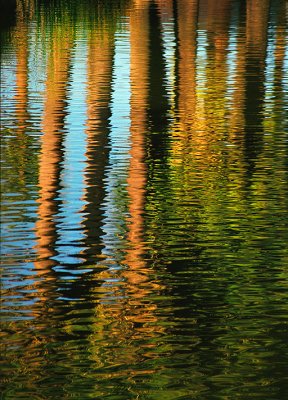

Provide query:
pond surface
left=1, top=0, right=288, bottom=399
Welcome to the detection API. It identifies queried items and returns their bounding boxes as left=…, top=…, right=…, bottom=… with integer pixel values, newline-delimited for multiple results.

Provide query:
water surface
left=1, top=0, right=288, bottom=399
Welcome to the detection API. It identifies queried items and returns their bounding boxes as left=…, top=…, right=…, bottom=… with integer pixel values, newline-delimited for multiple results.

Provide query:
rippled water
left=1, top=0, right=288, bottom=399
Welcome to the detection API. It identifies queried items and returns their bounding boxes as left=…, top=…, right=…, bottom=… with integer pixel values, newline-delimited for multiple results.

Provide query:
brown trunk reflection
left=120, top=0, right=163, bottom=365
left=155, top=0, right=173, bottom=23
left=246, top=0, right=270, bottom=54
left=175, top=0, right=198, bottom=133
left=125, top=1, right=149, bottom=281
left=35, top=26, right=73, bottom=272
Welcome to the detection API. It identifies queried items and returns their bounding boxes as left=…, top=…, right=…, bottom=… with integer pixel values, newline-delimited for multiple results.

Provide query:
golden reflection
left=171, top=0, right=231, bottom=168
left=169, top=0, right=232, bottom=235
left=35, top=23, right=74, bottom=272
left=124, top=0, right=163, bottom=329
left=125, top=0, right=149, bottom=281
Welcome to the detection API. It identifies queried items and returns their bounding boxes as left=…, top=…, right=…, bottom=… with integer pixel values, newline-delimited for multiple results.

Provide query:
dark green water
left=1, top=0, right=288, bottom=399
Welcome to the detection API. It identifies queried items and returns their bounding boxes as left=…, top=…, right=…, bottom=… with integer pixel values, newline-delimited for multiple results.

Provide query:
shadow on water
left=243, top=0, right=270, bottom=187
left=81, top=29, right=115, bottom=266
left=0, top=0, right=16, bottom=37
left=148, top=1, right=170, bottom=138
